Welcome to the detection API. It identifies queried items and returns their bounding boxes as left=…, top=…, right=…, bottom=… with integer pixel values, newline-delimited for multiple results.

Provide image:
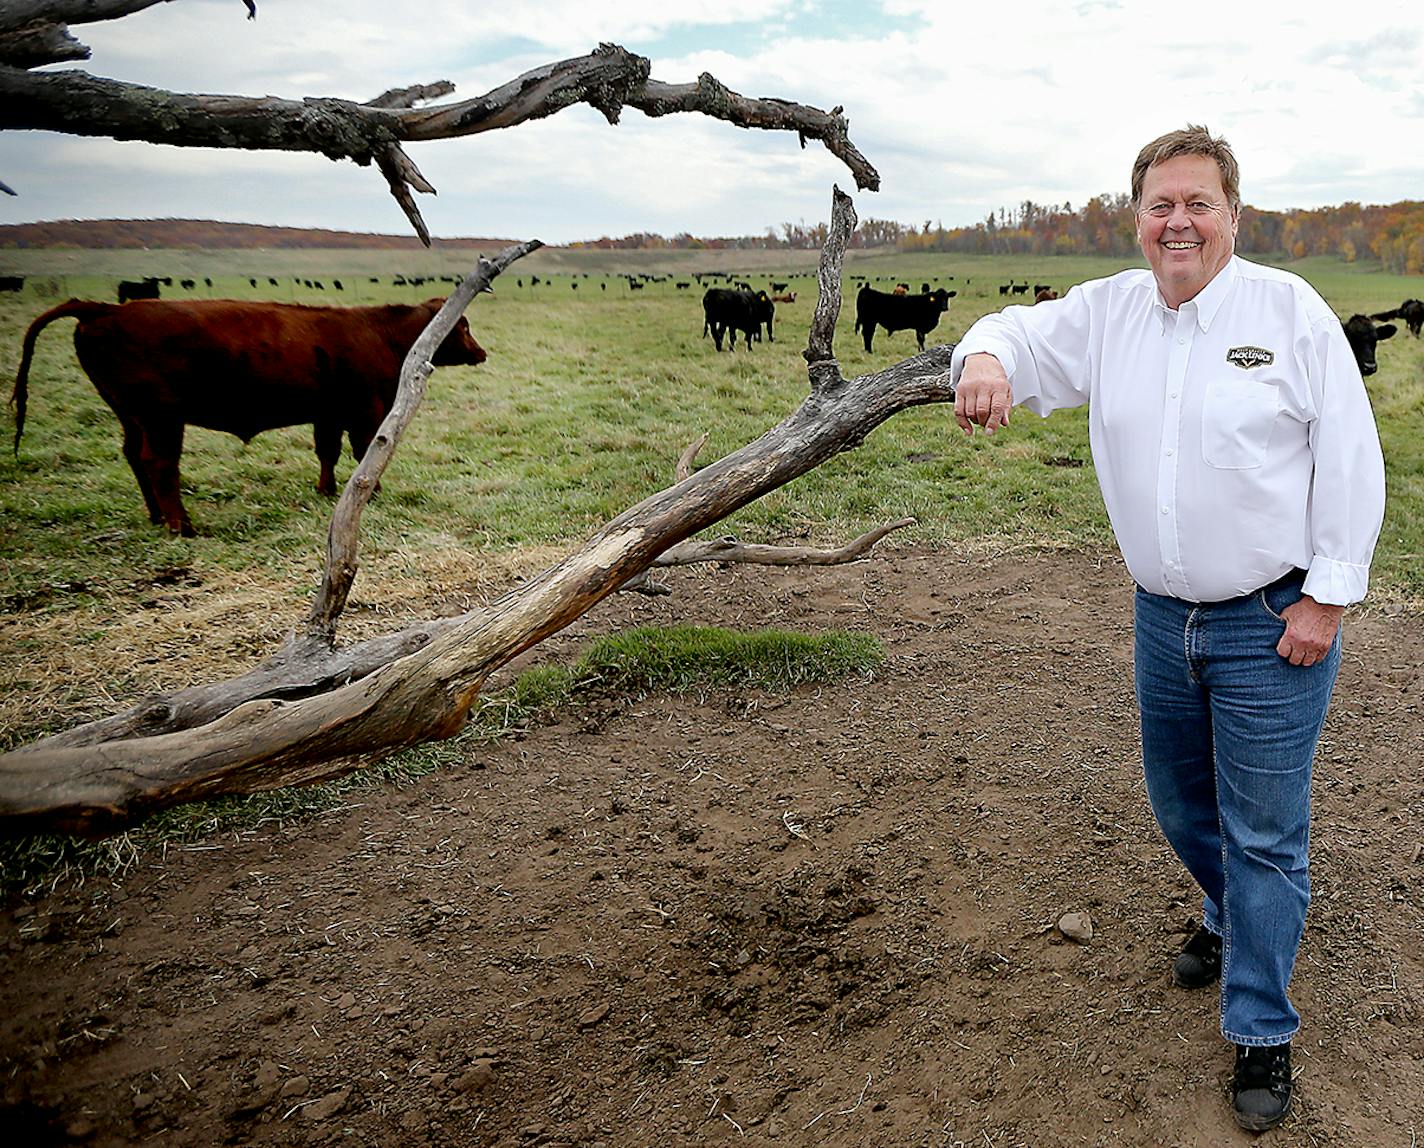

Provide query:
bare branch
left=0, top=17, right=88, bottom=67
left=304, top=240, right=543, bottom=643
left=675, top=433, right=709, bottom=482
left=805, top=185, right=857, bottom=378
left=0, top=1, right=173, bottom=38
left=0, top=43, right=879, bottom=238
left=652, top=519, right=916, bottom=569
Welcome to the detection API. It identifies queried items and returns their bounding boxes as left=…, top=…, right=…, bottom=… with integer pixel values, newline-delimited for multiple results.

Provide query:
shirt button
left=1169, top=391, right=1178, bottom=398
left=1166, top=448, right=1175, bottom=457
left=1161, top=506, right=1169, bottom=515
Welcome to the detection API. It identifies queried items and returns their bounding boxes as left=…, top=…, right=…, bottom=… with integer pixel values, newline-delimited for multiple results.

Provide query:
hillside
left=0, top=219, right=518, bottom=251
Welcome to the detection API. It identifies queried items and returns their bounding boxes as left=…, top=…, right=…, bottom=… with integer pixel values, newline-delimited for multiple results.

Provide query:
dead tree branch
left=304, top=239, right=542, bottom=645
left=0, top=29, right=879, bottom=243
left=0, top=188, right=954, bottom=838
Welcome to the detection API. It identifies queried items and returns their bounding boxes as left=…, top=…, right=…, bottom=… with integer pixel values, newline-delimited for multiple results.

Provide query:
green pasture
left=1, top=245, right=1421, bottom=649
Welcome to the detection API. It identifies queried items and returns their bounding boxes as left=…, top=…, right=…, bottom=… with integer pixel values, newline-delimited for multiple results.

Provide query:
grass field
left=1, top=246, right=1421, bottom=749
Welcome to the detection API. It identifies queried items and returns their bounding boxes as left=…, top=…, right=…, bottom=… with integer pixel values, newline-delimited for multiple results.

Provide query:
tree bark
left=0, top=188, right=957, bottom=839
left=0, top=37, right=878, bottom=242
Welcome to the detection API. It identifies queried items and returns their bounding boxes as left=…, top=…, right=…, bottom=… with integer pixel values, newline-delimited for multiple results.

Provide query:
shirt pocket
left=1200, top=377, right=1280, bottom=469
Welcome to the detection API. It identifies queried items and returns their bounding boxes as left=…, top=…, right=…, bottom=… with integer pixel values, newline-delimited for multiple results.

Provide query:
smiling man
left=948, top=125, right=1385, bottom=1131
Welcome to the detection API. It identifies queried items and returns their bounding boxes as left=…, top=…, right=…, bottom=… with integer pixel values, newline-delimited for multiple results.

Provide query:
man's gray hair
left=1131, top=125, right=1241, bottom=212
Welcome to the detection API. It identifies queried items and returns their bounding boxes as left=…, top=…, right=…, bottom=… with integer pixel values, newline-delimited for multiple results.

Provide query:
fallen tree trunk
left=0, top=188, right=956, bottom=838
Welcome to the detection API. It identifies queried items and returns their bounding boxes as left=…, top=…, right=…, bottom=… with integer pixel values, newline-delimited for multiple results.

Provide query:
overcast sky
left=4, top=0, right=1421, bottom=244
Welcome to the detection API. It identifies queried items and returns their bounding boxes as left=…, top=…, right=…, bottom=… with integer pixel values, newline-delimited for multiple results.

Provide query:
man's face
left=1136, top=154, right=1238, bottom=308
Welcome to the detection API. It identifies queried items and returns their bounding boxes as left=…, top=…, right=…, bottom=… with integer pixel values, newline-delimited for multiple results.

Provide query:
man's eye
left=1189, top=202, right=1212, bottom=214
left=1148, top=204, right=1173, bottom=217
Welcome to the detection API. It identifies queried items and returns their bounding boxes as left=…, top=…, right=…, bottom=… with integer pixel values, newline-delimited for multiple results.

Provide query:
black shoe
left=1233, top=1042, right=1293, bottom=1131
left=1172, top=925, right=1222, bottom=989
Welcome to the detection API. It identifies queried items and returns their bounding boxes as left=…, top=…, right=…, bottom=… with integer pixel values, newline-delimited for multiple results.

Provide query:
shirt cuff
left=950, top=337, right=1018, bottom=384
left=1302, top=558, right=1371, bottom=606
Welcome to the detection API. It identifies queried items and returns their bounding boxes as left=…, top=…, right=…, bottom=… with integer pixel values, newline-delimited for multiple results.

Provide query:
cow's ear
left=1377, top=323, right=1398, bottom=341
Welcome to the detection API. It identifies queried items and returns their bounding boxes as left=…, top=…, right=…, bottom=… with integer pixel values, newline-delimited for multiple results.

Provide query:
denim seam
left=1223, top=1027, right=1298, bottom=1048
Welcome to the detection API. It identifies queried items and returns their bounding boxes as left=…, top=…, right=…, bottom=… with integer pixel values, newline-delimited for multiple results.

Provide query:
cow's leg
left=861, top=324, right=875, bottom=352
left=711, top=322, right=725, bottom=352
left=313, top=420, right=343, bottom=496
left=916, top=330, right=927, bottom=351
left=117, top=417, right=164, bottom=525
left=137, top=420, right=193, bottom=536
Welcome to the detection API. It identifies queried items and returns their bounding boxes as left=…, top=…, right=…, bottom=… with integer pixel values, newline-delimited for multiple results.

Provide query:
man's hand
left=1277, top=595, right=1344, bottom=667
left=955, top=353, right=1014, bottom=436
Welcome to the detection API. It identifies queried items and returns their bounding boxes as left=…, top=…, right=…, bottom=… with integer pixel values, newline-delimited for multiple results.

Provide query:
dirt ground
left=2, top=548, right=1421, bottom=1147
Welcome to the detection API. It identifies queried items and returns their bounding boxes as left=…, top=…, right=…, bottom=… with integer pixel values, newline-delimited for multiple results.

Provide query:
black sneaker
left=1233, top=1042, right=1293, bottom=1130
left=1172, top=925, right=1223, bottom=989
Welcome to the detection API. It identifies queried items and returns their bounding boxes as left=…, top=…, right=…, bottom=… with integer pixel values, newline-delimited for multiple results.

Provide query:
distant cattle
left=770, top=291, right=797, bottom=304
left=892, top=283, right=909, bottom=296
left=0, top=276, right=22, bottom=293
left=770, top=281, right=788, bottom=292
left=1371, top=299, right=1424, bottom=338
left=117, top=278, right=160, bottom=304
left=180, top=279, right=196, bottom=290
left=702, top=288, right=775, bottom=351
left=1010, top=284, right=1030, bottom=295
left=1034, top=288, right=1059, bottom=303
left=1341, top=314, right=1396, bottom=378
left=854, top=285, right=956, bottom=352
left=12, top=298, right=488, bottom=535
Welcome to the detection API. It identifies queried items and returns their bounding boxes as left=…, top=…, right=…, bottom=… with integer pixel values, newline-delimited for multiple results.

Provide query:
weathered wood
left=303, top=239, right=543, bottom=643
left=0, top=41, right=879, bottom=242
left=0, top=190, right=956, bottom=838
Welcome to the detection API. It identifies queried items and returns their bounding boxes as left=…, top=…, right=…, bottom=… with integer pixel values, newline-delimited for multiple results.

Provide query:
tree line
left=580, top=198, right=1424, bottom=274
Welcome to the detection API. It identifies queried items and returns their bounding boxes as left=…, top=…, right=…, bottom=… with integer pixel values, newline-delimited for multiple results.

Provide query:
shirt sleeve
left=1300, top=315, right=1387, bottom=606
left=949, top=285, right=1096, bottom=415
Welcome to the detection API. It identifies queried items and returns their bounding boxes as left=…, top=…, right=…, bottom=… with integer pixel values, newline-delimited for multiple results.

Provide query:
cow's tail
left=11, top=299, right=110, bottom=454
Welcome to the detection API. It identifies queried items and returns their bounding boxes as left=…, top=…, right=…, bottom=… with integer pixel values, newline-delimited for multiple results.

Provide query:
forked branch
left=0, top=18, right=879, bottom=243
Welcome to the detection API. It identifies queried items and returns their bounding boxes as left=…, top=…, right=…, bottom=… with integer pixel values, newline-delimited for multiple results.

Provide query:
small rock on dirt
left=456, top=1059, right=497, bottom=1093
left=302, top=1088, right=349, bottom=1121
left=1057, top=911, right=1094, bottom=943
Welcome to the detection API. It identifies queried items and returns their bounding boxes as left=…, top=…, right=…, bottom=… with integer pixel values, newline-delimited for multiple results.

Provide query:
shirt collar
left=1152, top=255, right=1238, bottom=333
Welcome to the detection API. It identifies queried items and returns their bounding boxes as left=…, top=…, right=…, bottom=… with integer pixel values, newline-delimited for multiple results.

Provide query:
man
left=950, top=125, right=1385, bottom=1131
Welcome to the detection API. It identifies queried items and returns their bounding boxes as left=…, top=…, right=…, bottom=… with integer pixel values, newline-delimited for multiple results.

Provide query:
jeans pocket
left=1258, top=577, right=1302, bottom=622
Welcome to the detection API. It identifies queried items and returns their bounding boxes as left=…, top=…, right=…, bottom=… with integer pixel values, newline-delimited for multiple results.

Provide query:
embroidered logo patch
left=1226, top=345, right=1275, bottom=370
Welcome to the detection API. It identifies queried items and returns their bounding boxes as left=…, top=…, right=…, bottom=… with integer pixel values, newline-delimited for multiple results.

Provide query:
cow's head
left=928, top=288, right=957, bottom=313
left=1342, top=313, right=1395, bottom=377
left=419, top=298, right=489, bottom=366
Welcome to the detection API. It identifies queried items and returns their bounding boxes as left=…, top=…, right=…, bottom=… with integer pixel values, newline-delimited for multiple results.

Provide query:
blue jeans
left=1133, top=570, right=1341, bottom=1046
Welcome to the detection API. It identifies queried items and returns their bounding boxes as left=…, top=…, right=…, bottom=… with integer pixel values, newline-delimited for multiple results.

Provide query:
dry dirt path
left=3, top=549, right=1421, bottom=1147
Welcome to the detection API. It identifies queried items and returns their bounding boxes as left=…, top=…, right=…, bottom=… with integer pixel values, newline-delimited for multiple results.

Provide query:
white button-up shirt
left=949, top=256, right=1385, bottom=605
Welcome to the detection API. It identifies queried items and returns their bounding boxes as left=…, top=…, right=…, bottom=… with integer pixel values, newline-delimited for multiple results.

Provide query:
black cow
left=1371, top=299, right=1424, bottom=338
left=1342, top=314, right=1396, bottom=377
left=854, top=285, right=956, bottom=352
left=702, top=288, right=775, bottom=351
left=0, top=276, right=24, bottom=293
left=117, top=278, right=161, bottom=304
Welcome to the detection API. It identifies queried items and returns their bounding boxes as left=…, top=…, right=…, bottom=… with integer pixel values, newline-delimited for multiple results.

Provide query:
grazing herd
left=2, top=274, right=1417, bottom=535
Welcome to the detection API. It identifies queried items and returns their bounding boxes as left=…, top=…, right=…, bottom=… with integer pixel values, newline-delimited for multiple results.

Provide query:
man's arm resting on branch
left=954, top=352, right=1015, bottom=436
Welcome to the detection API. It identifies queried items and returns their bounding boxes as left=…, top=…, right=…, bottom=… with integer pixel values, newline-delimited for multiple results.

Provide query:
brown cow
left=12, top=298, right=487, bottom=536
